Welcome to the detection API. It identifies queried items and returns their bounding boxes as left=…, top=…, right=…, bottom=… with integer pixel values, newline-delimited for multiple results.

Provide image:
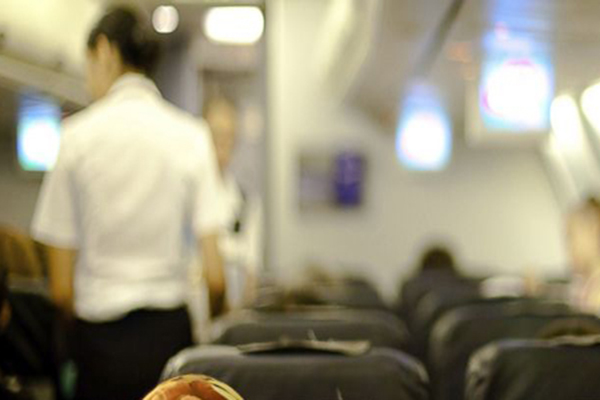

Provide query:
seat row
left=160, top=275, right=600, bottom=400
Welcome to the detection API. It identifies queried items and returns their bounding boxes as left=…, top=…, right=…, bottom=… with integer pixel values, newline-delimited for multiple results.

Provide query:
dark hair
left=419, top=246, right=457, bottom=273
left=87, top=7, right=160, bottom=75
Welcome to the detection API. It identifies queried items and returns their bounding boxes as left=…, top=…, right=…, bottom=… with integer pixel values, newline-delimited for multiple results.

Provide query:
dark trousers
left=73, top=307, right=192, bottom=400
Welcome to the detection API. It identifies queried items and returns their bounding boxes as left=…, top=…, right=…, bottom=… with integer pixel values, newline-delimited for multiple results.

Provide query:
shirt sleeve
left=191, top=125, right=226, bottom=237
left=31, top=129, right=80, bottom=249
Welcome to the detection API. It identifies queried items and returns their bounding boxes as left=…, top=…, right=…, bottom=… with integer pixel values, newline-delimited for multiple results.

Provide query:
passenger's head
left=566, top=197, right=600, bottom=278
left=86, top=7, right=160, bottom=100
left=204, top=97, right=237, bottom=173
left=537, top=317, right=600, bottom=340
left=418, top=245, right=457, bottom=275
left=143, top=375, right=243, bottom=400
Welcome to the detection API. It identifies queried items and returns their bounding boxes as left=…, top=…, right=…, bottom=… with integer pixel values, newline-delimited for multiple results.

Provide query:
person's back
left=31, top=7, right=227, bottom=400
left=40, top=75, right=217, bottom=321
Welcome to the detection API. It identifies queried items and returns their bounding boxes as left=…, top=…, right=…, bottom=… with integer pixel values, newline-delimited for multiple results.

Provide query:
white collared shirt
left=31, top=73, right=224, bottom=322
left=218, top=173, right=263, bottom=274
left=217, top=173, right=263, bottom=308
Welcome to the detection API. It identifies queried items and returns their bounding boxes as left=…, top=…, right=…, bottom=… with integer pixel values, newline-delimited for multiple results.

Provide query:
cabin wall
left=266, top=0, right=568, bottom=299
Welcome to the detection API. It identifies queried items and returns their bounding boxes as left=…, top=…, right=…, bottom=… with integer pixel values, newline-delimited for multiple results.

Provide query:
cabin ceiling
left=321, top=0, right=600, bottom=133
left=2, top=0, right=600, bottom=129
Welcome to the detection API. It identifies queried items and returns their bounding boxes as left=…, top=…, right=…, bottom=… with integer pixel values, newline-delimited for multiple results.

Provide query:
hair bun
left=88, top=7, right=162, bottom=75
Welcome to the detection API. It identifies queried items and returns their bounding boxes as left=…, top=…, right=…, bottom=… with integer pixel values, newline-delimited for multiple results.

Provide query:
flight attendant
left=31, top=7, right=226, bottom=400
left=204, top=97, right=263, bottom=309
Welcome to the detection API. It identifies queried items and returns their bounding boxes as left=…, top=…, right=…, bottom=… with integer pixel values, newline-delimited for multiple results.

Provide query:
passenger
left=565, top=198, right=600, bottom=313
left=416, top=245, right=460, bottom=276
left=398, top=244, right=465, bottom=323
left=31, top=7, right=226, bottom=400
left=204, top=97, right=263, bottom=309
left=143, top=375, right=243, bottom=400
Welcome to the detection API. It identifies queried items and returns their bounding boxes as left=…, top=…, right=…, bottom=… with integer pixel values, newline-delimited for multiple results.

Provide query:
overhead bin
left=316, top=0, right=456, bottom=131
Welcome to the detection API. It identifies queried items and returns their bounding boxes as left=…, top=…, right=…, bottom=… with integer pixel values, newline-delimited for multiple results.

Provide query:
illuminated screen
left=299, top=151, right=365, bottom=211
left=17, top=94, right=62, bottom=172
left=396, top=84, right=452, bottom=171
left=479, top=55, right=553, bottom=133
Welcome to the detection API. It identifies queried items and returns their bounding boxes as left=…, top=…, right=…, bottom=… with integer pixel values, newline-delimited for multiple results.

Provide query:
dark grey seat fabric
left=428, top=300, right=578, bottom=400
left=254, top=280, right=387, bottom=312
left=467, top=336, right=600, bottom=400
left=410, top=282, right=482, bottom=360
left=212, top=309, right=410, bottom=351
left=162, top=343, right=429, bottom=400
left=294, top=281, right=387, bottom=310
left=398, top=272, right=477, bottom=329
left=0, top=290, right=67, bottom=400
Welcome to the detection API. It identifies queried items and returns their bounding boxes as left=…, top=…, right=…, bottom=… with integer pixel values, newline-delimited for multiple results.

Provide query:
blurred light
left=153, top=5, right=179, bottom=34
left=203, top=7, right=264, bottom=45
left=396, top=84, right=452, bottom=171
left=551, top=95, right=584, bottom=148
left=581, top=82, right=600, bottom=136
left=494, top=22, right=510, bottom=41
left=17, top=94, right=62, bottom=172
left=480, top=56, right=553, bottom=132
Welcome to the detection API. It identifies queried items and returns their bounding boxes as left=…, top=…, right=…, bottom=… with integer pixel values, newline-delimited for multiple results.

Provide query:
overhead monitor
left=299, top=150, right=365, bottom=211
left=467, top=36, right=554, bottom=147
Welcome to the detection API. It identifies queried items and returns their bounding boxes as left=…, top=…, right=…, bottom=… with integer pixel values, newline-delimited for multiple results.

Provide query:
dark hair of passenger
left=418, top=246, right=457, bottom=274
left=537, top=318, right=600, bottom=340
left=87, top=7, right=160, bottom=75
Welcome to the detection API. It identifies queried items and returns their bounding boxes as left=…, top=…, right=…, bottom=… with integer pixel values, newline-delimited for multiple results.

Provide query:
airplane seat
left=161, top=341, right=429, bottom=400
left=293, top=281, right=387, bottom=310
left=397, top=271, right=474, bottom=324
left=251, top=279, right=388, bottom=312
left=410, top=281, right=482, bottom=360
left=0, top=289, right=70, bottom=400
left=428, top=300, right=589, bottom=400
left=467, top=336, right=600, bottom=400
left=211, top=309, right=410, bottom=351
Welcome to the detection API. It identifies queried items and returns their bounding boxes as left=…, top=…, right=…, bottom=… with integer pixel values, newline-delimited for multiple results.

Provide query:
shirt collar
left=106, top=73, right=161, bottom=98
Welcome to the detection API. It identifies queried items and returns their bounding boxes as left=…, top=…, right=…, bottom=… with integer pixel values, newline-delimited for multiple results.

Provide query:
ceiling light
left=153, top=5, right=179, bottom=34
left=396, top=84, right=452, bottom=172
left=203, top=6, right=264, bottom=45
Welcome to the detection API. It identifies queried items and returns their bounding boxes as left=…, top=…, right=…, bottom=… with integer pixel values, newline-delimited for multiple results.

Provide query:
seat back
left=410, top=282, right=482, bottom=360
left=467, top=336, right=600, bottom=400
left=0, top=290, right=67, bottom=400
left=212, top=309, right=410, bottom=351
left=428, top=300, right=581, bottom=400
left=293, top=281, right=387, bottom=310
left=162, top=342, right=429, bottom=400
left=398, top=272, right=476, bottom=328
